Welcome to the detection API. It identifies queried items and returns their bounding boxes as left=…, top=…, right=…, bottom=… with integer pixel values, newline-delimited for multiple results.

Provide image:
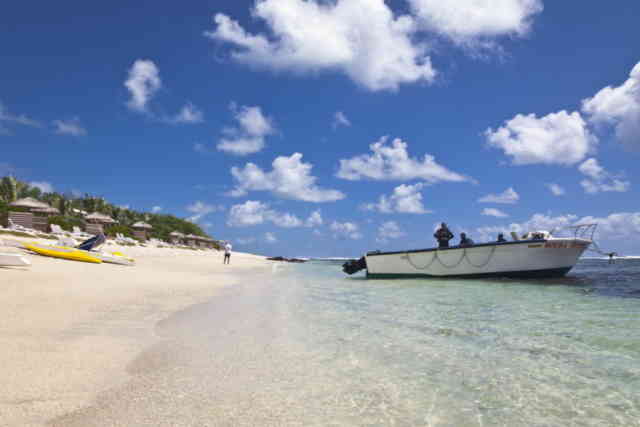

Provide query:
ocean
left=56, top=259, right=639, bottom=426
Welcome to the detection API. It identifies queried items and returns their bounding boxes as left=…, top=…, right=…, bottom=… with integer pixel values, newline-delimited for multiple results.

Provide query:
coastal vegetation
left=0, top=176, right=212, bottom=243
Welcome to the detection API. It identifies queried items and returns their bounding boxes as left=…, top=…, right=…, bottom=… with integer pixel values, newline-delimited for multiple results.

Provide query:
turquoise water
left=57, top=259, right=640, bottom=426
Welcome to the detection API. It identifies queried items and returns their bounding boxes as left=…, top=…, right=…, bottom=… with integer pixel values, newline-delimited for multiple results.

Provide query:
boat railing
left=552, top=223, right=598, bottom=241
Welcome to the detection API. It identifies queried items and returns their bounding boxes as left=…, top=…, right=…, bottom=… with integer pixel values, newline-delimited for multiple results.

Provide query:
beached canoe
left=0, top=252, right=31, bottom=267
left=87, top=250, right=135, bottom=266
left=24, top=243, right=102, bottom=264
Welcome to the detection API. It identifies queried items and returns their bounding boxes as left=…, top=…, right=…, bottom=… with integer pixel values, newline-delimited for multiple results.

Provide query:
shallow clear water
left=56, top=259, right=640, bottom=426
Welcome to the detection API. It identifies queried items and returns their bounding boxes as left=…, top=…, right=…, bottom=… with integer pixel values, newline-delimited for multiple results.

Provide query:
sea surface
left=56, top=259, right=640, bottom=426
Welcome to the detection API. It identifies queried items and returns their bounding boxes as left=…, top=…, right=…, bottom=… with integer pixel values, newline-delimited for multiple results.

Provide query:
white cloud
left=230, top=153, right=345, bottom=202
left=171, top=103, right=204, bottom=124
left=478, top=187, right=519, bottom=204
left=151, top=206, right=163, bottom=213
left=264, top=232, right=278, bottom=243
left=236, top=237, right=256, bottom=245
left=53, top=117, right=87, bottom=136
left=205, top=0, right=436, bottom=91
left=0, top=101, right=40, bottom=134
left=546, top=183, right=565, bottom=196
left=486, top=110, right=596, bottom=165
left=476, top=213, right=579, bottom=242
left=376, top=220, right=406, bottom=242
left=125, top=59, right=161, bottom=113
left=363, top=183, right=430, bottom=214
left=578, top=158, right=630, bottom=194
left=186, top=201, right=224, bottom=222
left=337, top=137, right=471, bottom=183
left=330, top=220, right=362, bottom=240
left=333, top=111, right=351, bottom=129
left=217, top=105, right=274, bottom=155
left=582, top=61, right=640, bottom=149
left=409, top=0, right=543, bottom=45
left=226, top=200, right=308, bottom=228
left=305, top=210, right=323, bottom=227
left=482, top=208, right=509, bottom=218
left=577, top=212, right=640, bottom=240
left=29, top=181, right=54, bottom=193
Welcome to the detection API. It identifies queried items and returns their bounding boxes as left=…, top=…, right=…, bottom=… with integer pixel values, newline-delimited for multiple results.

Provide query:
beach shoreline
left=1, top=236, right=269, bottom=426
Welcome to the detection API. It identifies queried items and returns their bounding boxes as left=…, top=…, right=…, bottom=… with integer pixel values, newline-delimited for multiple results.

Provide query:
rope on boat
left=405, top=245, right=497, bottom=271
left=464, top=244, right=497, bottom=268
left=406, top=251, right=437, bottom=270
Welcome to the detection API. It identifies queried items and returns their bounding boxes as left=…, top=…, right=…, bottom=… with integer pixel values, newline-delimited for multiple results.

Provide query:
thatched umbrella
left=10, top=197, right=53, bottom=211
left=85, top=212, right=116, bottom=224
left=132, top=221, right=152, bottom=229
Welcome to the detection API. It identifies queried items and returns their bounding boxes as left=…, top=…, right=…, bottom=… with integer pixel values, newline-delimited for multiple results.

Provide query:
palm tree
left=0, top=176, right=18, bottom=203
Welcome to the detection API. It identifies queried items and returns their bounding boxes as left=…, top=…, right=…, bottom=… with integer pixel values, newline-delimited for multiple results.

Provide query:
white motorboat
left=343, top=227, right=594, bottom=279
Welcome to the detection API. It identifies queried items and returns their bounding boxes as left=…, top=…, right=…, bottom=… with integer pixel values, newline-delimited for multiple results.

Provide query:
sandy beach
left=0, top=236, right=268, bottom=426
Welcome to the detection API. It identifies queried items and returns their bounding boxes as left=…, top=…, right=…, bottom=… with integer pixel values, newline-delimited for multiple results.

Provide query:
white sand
left=0, top=235, right=269, bottom=426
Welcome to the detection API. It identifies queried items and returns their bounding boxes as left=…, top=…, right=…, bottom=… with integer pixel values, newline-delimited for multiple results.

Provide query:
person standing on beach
left=223, top=241, right=232, bottom=264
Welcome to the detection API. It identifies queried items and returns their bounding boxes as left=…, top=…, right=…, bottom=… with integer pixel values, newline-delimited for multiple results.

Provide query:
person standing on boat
left=223, top=241, right=232, bottom=264
left=459, top=233, right=474, bottom=247
left=434, top=223, right=454, bottom=248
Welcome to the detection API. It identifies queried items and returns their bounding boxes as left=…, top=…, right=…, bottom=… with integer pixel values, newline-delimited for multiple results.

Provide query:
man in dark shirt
left=434, top=223, right=454, bottom=248
left=459, top=233, right=474, bottom=247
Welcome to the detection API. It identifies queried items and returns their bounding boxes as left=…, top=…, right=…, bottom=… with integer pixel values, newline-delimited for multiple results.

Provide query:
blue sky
left=2, top=0, right=639, bottom=257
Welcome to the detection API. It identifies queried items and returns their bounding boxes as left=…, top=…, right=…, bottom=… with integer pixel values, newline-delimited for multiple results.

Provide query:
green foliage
left=0, top=175, right=215, bottom=242
left=0, top=176, right=18, bottom=203
left=104, top=224, right=133, bottom=238
left=48, top=215, right=85, bottom=232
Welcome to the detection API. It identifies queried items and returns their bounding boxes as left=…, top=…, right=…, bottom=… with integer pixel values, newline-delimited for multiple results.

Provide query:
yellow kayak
left=25, top=243, right=102, bottom=264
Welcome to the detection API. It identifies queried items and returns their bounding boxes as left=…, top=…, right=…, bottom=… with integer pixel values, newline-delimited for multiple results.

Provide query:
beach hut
left=169, top=231, right=185, bottom=245
left=9, top=197, right=59, bottom=232
left=85, top=212, right=116, bottom=235
left=184, top=234, right=199, bottom=248
left=132, top=221, right=153, bottom=242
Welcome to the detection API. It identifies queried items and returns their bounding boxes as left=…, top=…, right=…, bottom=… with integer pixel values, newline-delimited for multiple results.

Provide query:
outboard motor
left=342, top=256, right=367, bottom=275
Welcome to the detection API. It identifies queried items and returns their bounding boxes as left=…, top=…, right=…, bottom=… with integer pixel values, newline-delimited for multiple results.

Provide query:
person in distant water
left=608, top=252, right=617, bottom=264
left=459, top=233, right=474, bottom=247
left=434, top=222, right=454, bottom=248
left=223, top=241, right=232, bottom=264
left=497, top=233, right=507, bottom=243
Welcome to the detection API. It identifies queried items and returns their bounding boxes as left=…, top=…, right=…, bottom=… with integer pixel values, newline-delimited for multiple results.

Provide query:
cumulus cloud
left=53, top=117, right=87, bottom=136
left=29, top=181, right=54, bottom=193
left=333, top=111, right=351, bottom=129
left=582, top=61, right=640, bottom=149
left=171, top=103, right=204, bottom=124
left=217, top=104, right=274, bottom=155
left=125, top=59, right=161, bottom=112
left=476, top=213, right=579, bottom=241
left=409, top=0, right=543, bottom=46
left=186, top=201, right=224, bottom=222
left=546, top=183, right=565, bottom=196
left=151, top=206, right=162, bottom=213
left=337, top=137, right=471, bottom=183
left=376, top=220, right=406, bottom=242
left=230, top=153, right=345, bottom=202
left=486, top=110, right=596, bottom=165
left=205, top=0, right=436, bottom=91
left=226, top=200, right=304, bottom=228
left=0, top=101, right=40, bottom=134
left=264, top=232, right=278, bottom=243
left=578, top=158, right=630, bottom=194
left=478, top=187, right=519, bottom=204
left=362, top=183, right=430, bottom=214
left=481, top=208, right=509, bottom=218
left=306, top=210, right=323, bottom=227
left=330, top=220, right=362, bottom=240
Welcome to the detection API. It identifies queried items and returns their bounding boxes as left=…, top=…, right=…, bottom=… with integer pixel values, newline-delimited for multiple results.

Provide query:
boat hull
left=364, top=238, right=590, bottom=279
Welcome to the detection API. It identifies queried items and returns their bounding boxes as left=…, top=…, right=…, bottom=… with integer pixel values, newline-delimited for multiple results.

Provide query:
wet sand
left=0, top=237, right=268, bottom=426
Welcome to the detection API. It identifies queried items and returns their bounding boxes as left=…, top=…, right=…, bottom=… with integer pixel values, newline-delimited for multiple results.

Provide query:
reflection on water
left=55, top=259, right=640, bottom=426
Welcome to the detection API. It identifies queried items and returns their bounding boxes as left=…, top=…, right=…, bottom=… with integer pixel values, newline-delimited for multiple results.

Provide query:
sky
left=1, top=0, right=639, bottom=257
